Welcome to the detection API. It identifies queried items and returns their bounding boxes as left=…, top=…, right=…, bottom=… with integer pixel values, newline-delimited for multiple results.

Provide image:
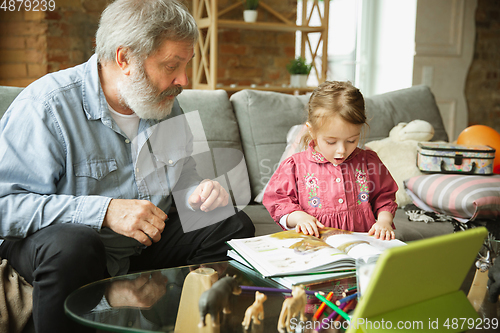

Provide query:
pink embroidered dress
left=263, top=143, right=398, bottom=232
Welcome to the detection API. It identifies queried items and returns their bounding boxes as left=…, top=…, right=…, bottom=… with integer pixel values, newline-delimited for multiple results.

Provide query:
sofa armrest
left=0, top=86, right=24, bottom=118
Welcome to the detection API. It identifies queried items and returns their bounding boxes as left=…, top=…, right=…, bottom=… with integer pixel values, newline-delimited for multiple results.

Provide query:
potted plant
left=286, top=57, right=312, bottom=88
left=243, top=0, right=259, bottom=22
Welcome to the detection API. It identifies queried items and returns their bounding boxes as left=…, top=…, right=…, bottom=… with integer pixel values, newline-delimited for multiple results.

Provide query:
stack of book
left=227, top=228, right=406, bottom=289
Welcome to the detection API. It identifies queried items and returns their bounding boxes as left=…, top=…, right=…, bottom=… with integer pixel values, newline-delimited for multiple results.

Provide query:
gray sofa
left=176, top=85, right=456, bottom=241
left=0, top=84, right=455, bottom=241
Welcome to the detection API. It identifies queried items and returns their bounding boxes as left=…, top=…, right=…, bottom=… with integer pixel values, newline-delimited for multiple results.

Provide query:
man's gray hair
left=95, top=0, right=198, bottom=62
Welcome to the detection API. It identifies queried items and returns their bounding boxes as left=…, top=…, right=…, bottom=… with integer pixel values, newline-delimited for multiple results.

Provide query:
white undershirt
left=108, top=105, right=140, bottom=140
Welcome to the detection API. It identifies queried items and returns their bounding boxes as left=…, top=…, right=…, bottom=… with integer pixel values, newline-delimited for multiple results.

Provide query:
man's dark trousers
left=0, top=209, right=254, bottom=332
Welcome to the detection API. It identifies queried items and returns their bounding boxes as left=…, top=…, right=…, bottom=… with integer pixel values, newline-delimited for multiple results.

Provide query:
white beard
left=116, top=63, right=183, bottom=120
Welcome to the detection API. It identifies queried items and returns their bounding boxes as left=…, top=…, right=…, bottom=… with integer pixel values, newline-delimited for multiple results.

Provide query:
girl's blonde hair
left=301, top=81, right=367, bottom=149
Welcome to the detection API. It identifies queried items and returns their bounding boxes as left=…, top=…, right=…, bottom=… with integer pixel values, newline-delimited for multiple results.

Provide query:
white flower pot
left=243, top=10, right=258, bottom=23
left=290, top=74, right=308, bottom=88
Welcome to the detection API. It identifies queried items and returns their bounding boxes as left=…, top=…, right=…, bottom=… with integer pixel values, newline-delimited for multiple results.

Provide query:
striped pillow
left=404, top=174, right=500, bottom=221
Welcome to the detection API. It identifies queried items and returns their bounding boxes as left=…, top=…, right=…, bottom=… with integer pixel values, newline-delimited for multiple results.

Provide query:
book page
left=227, top=230, right=354, bottom=277
left=321, top=230, right=406, bottom=259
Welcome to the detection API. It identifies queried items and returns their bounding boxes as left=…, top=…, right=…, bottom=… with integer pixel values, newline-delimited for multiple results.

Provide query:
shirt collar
left=306, top=141, right=329, bottom=164
left=305, top=141, right=361, bottom=165
left=81, top=54, right=107, bottom=121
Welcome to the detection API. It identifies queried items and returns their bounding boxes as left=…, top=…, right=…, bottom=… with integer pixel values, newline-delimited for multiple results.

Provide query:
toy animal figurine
left=277, top=285, right=307, bottom=333
left=198, top=275, right=242, bottom=327
left=241, top=291, right=267, bottom=330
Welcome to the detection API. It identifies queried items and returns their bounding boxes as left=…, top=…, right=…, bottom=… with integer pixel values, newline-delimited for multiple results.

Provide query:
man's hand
left=188, top=179, right=229, bottom=212
left=103, top=199, right=167, bottom=246
left=106, top=272, right=169, bottom=308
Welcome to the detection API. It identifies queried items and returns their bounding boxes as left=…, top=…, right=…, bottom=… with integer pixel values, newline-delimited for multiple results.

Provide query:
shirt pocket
left=154, top=147, right=188, bottom=168
left=154, top=147, right=189, bottom=185
left=73, top=159, right=120, bottom=196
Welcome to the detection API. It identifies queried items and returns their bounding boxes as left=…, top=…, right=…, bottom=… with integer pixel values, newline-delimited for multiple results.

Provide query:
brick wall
left=0, top=0, right=108, bottom=87
left=0, top=0, right=296, bottom=88
left=3, top=0, right=495, bottom=131
left=0, top=9, right=48, bottom=87
left=44, top=0, right=107, bottom=73
left=213, top=0, right=297, bottom=87
left=465, top=0, right=500, bottom=132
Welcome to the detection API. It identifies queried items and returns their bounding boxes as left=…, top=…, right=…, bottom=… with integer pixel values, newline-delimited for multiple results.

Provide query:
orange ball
left=457, top=125, right=500, bottom=174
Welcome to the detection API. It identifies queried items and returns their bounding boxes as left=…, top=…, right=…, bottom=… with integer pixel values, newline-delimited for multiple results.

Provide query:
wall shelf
left=191, top=0, right=329, bottom=93
left=203, top=84, right=316, bottom=94
left=199, top=20, right=325, bottom=33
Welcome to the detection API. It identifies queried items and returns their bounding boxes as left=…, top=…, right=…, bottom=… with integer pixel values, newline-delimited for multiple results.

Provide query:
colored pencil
left=342, top=288, right=357, bottom=297
left=316, top=301, right=349, bottom=332
left=314, top=292, right=350, bottom=321
left=336, top=292, right=357, bottom=305
left=326, top=301, right=347, bottom=320
left=240, top=285, right=316, bottom=295
left=312, top=291, right=333, bottom=320
left=345, top=286, right=357, bottom=292
left=334, top=299, right=356, bottom=322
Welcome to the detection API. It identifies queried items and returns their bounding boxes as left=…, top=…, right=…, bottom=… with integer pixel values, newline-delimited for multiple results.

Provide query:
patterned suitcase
left=417, top=142, right=496, bottom=175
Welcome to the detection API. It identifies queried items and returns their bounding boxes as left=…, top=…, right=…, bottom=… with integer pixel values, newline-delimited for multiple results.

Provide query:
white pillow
left=365, top=138, right=423, bottom=207
left=254, top=124, right=307, bottom=203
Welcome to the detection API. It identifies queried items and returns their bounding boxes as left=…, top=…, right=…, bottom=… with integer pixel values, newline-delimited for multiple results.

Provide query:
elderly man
left=0, top=0, right=254, bottom=332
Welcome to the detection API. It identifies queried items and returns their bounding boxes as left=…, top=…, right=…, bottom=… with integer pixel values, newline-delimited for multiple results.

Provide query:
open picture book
left=227, top=228, right=406, bottom=278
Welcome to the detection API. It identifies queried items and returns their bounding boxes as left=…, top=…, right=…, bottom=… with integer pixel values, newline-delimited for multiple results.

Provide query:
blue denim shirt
left=0, top=54, right=201, bottom=275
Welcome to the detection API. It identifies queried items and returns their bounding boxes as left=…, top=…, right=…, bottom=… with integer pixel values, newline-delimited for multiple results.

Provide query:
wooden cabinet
left=191, top=0, right=329, bottom=93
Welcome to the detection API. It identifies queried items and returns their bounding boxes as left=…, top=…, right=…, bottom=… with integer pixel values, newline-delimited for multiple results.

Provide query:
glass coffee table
left=65, top=260, right=355, bottom=333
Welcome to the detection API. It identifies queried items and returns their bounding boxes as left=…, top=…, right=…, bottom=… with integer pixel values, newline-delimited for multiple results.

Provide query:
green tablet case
left=347, top=227, right=488, bottom=333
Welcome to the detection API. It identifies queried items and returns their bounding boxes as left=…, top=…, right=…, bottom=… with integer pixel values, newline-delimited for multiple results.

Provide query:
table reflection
left=66, top=262, right=288, bottom=332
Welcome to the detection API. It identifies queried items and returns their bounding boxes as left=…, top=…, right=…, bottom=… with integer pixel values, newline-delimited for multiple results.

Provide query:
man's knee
left=230, top=210, right=255, bottom=238
left=35, top=224, right=106, bottom=279
left=235, top=210, right=255, bottom=237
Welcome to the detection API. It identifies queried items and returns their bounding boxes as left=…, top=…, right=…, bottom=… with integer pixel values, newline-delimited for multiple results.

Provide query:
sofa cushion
left=230, top=90, right=309, bottom=198
left=177, top=89, right=251, bottom=206
left=241, top=204, right=282, bottom=236
left=254, top=124, right=306, bottom=203
left=404, top=174, right=500, bottom=221
left=392, top=209, right=454, bottom=242
left=365, top=85, right=448, bottom=142
left=177, top=89, right=243, bottom=152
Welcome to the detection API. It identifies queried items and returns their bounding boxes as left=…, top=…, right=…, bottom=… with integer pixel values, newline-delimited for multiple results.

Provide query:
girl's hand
left=287, top=211, right=324, bottom=238
left=368, top=221, right=395, bottom=240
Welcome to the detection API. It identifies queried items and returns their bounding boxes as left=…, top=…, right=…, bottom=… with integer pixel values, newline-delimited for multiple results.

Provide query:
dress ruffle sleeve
left=365, top=150, right=398, bottom=218
left=262, top=157, right=303, bottom=227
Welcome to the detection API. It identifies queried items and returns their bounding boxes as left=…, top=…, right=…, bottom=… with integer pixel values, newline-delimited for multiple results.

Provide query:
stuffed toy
left=365, top=120, right=436, bottom=208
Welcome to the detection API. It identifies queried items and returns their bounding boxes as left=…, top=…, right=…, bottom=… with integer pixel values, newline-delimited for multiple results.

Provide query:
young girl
left=263, top=81, right=398, bottom=240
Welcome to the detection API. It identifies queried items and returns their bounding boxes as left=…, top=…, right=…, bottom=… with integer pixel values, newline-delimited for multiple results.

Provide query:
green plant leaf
left=286, top=57, right=312, bottom=74
left=243, top=0, right=259, bottom=10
